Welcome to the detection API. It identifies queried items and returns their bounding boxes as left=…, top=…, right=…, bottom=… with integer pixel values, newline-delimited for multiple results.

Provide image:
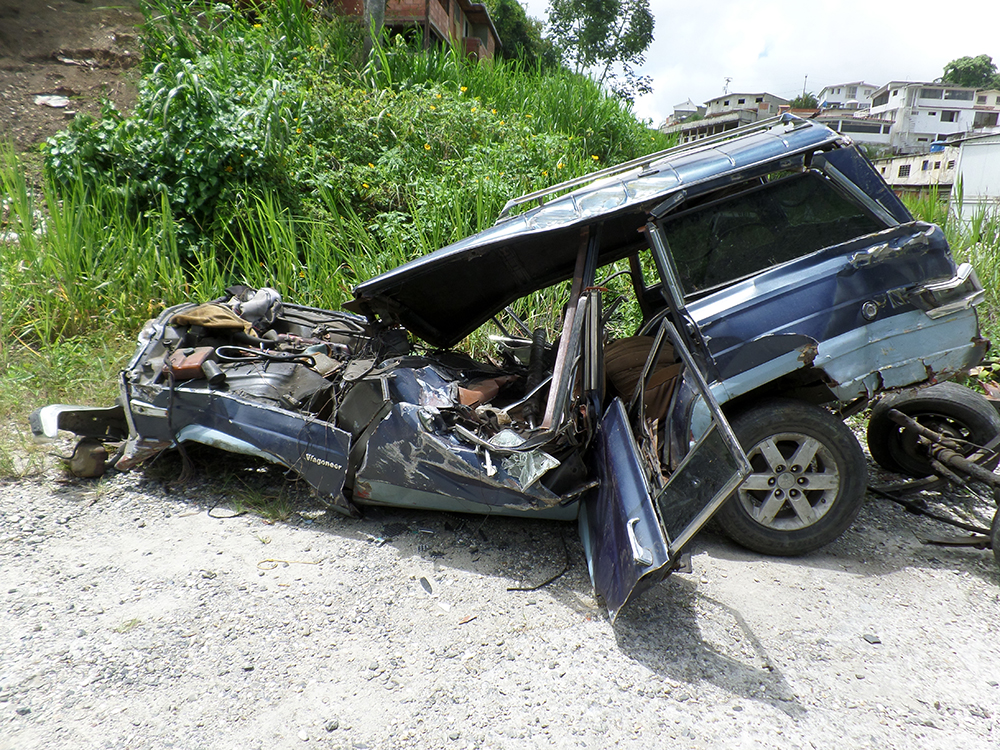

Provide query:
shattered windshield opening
left=659, top=171, right=886, bottom=296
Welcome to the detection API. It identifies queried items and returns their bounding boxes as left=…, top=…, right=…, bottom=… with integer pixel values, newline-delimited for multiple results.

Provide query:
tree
left=940, top=54, right=1000, bottom=89
left=546, top=0, right=654, bottom=102
left=790, top=92, right=819, bottom=109
left=486, top=0, right=559, bottom=69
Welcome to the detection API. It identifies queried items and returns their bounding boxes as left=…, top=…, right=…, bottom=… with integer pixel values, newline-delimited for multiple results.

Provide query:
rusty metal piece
left=915, top=531, right=992, bottom=548
left=929, top=458, right=968, bottom=487
left=886, top=408, right=1000, bottom=488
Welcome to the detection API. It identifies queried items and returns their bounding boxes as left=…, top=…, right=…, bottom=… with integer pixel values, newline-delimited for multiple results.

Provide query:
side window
left=657, top=172, right=885, bottom=295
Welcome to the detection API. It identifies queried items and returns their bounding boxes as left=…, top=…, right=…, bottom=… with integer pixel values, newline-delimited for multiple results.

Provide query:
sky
left=521, top=0, right=1000, bottom=126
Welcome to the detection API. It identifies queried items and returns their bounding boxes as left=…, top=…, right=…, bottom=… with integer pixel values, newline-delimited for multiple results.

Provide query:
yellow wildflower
left=460, top=86, right=468, bottom=92
left=471, top=107, right=477, bottom=113
left=591, top=155, right=599, bottom=161
left=424, top=143, right=431, bottom=150
left=557, top=162, right=564, bottom=169
left=368, top=163, right=374, bottom=168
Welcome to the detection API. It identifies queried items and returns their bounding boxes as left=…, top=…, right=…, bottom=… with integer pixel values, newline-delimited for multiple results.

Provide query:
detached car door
left=582, top=319, right=750, bottom=620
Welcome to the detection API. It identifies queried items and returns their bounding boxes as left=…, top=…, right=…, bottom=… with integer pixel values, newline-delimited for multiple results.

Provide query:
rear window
left=659, top=171, right=884, bottom=295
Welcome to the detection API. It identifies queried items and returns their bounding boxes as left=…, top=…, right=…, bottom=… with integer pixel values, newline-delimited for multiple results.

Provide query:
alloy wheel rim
left=737, top=432, right=840, bottom=530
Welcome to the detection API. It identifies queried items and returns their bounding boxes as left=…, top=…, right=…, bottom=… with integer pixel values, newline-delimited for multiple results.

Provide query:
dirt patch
left=0, top=0, right=142, bottom=153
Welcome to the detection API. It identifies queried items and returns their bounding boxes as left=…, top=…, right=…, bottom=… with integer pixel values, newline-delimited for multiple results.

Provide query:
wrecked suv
left=33, top=115, right=988, bottom=618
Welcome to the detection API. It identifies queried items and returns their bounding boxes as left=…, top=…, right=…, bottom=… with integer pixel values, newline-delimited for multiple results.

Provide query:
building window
left=996, top=96, right=1000, bottom=105
left=929, top=111, right=937, bottom=116
left=880, top=166, right=886, bottom=174
left=947, top=160, right=956, bottom=169
left=737, top=98, right=745, bottom=104
left=978, top=96, right=988, bottom=104
left=934, top=161, right=941, bottom=169
left=920, top=87, right=944, bottom=99
left=922, top=160, right=930, bottom=171
left=974, top=111, right=1000, bottom=128
left=723, top=100, right=729, bottom=106
left=917, top=137, right=929, bottom=142
left=944, top=89, right=974, bottom=101
left=898, top=165, right=911, bottom=177
left=941, top=111, right=958, bottom=122
left=755, top=97, right=763, bottom=103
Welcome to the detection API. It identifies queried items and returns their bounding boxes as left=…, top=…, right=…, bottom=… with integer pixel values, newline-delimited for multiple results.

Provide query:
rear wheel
left=866, top=382, right=1000, bottom=478
left=715, top=399, right=867, bottom=556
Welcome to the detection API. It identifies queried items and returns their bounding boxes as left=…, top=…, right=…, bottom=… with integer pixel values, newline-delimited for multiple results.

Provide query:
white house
left=661, top=93, right=789, bottom=144
left=818, top=81, right=878, bottom=110
left=664, top=98, right=705, bottom=126
left=867, top=81, right=984, bottom=153
left=703, top=92, right=788, bottom=118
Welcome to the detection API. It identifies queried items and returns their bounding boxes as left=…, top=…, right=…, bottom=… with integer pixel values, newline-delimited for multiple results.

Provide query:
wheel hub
left=776, top=472, right=796, bottom=490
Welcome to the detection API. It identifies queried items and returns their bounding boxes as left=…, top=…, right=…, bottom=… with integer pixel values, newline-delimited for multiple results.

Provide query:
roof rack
left=496, top=114, right=811, bottom=223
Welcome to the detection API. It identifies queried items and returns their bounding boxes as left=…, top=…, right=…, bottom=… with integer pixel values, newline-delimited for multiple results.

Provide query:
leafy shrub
left=43, top=0, right=668, bottom=259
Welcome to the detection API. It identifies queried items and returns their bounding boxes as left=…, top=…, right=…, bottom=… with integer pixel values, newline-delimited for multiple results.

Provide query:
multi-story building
left=703, top=92, right=788, bottom=118
left=818, top=81, right=878, bottom=110
left=660, top=93, right=788, bottom=144
left=332, top=0, right=501, bottom=60
left=871, top=145, right=960, bottom=199
left=866, top=81, right=988, bottom=153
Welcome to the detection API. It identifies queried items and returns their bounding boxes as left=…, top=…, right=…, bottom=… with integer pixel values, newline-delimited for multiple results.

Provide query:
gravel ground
left=2, top=446, right=999, bottom=750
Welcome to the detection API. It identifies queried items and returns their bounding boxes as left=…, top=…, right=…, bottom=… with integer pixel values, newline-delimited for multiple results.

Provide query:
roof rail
left=496, top=113, right=811, bottom=223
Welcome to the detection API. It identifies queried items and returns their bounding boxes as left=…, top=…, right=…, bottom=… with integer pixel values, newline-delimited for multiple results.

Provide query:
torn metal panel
left=30, top=404, right=128, bottom=442
left=355, top=402, right=562, bottom=509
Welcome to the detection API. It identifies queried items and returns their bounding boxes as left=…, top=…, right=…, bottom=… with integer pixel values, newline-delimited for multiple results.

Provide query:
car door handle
left=627, top=517, right=653, bottom=566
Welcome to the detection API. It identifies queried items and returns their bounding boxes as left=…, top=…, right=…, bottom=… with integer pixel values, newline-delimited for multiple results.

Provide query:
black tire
left=715, top=399, right=867, bottom=556
left=866, top=382, right=1000, bottom=478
